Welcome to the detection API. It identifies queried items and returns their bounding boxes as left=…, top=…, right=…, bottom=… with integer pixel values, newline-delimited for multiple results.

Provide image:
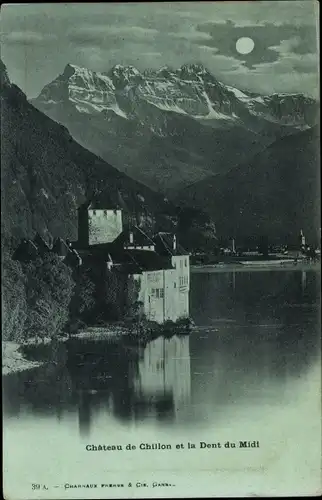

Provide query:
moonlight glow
left=236, top=37, right=255, bottom=55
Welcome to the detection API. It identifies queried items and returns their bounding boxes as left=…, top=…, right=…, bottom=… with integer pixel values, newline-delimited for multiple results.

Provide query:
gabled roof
left=73, top=232, right=125, bottom=252
left=64, top=248, right=82, bottom=267
left=74, top=245, right=173, bottom=273
left=125, top=226, right=155, bottom=247
left=34, top=233, right=52, bottom=252
left=52, top=237, right=70, bottom=257
left=114, top=249, right=173, bottom=273
left=154, top=232, right=188, bottom=257
left=12, top=239, right=39, bottom=261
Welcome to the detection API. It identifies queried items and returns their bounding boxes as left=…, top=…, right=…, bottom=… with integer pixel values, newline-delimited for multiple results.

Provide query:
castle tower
left=77, top=199, right=123, bottom=246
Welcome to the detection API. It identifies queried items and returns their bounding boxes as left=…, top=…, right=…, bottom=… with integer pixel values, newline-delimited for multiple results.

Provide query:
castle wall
left=133, top=254, right=190, bottom=323
left=170, top=255, right=190, bottom=320
left=134, top=270, right=165, bottom=324
left=88, top=209, right=123, bottom=245
left=164, top=269, right=178, bottom=322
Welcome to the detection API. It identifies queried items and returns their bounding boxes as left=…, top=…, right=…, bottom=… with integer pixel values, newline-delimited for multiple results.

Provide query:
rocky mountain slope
left=176, top=125, right=320, bottom=246
left=0, top=60, right=177, bottom=251
left=31, top=63, right=318, bottom=191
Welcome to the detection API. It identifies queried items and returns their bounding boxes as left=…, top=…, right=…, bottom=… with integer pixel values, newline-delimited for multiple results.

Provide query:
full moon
left=236, top=37, right=255, bottom=55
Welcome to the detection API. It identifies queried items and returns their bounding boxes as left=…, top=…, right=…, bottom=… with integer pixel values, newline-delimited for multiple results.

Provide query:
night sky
left=1, top=1, right=319, bottom=98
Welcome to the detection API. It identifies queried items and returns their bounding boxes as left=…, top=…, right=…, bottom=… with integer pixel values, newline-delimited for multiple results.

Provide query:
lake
left=3, top=270, right=321, bottom=498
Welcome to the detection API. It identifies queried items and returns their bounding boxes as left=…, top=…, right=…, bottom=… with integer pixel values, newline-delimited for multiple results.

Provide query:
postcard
left=1, top=1, right=321, bottom=498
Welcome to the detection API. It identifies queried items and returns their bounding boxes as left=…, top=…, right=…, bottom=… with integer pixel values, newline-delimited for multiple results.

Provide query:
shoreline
left=71, top=325, right=130, bottom=341
left=2, top=341, right=45, bottom=376
left=191, top=262, right=321, bottom=273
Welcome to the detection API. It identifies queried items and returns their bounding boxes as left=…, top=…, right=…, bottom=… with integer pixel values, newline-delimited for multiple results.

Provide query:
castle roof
left=111, top=249, right=173, bottom=273
left=12, top=239, right=38, bottom=261
left=78, top=197, right=121, bottom=211
left=75, top=245, right=173, bottom=273
left=64, top=248, right=82, bottom=267
left=154, top=232, right=188, bottom=257
left=52, top=237, right=70, bottom=257
left=125, top=226, right=155, bottom=247
left=34, top=233, right=52, bottom=252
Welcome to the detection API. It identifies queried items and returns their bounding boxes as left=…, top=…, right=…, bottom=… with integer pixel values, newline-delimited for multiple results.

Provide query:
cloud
left=210, top=54, right=246, bottom=72
left=1, top=2, right=318, bottom=99
left=195, top=20, right=317, bottom=69
left=168, top=30, right=212, bottom=42
left=198, top=45, right=219, bottom=54
left=221, top=48, right=319, bottom=98
left=141, top=52, right=162, bottom=58
left=253, top=51, right=318, bottom=76
left=268, top=37, right=302, bottom=55
left=168, top=1, right=317, bottom=28
left=67, top=25, right=159, bottom=47
left=1, top=30, right=57, bottom=45
left=74, top=46, right=105, bottom=67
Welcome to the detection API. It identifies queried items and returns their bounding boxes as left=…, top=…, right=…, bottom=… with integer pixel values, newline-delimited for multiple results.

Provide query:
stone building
left=12, top=198, right=191, bottom=325
left=74, top=198, right=190, bottom=324
left=77, top=200, right=123, bottom=247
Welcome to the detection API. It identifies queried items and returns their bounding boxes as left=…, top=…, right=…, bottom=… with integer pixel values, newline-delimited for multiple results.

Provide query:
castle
left=73, top=199, right=190, bottom=324
left=14, top=198, right=190, bottom=324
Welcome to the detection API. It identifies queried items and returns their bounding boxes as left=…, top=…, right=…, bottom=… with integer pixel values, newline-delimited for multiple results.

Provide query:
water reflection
left=130, top=335, right=191, bottom=420
left=3, top=270, right=320, bottom=437
left=2, top=334, right=191, bottom=436
left=301, top=270, right=307, bottom=294
left=71, top=335, right=191, bottom=435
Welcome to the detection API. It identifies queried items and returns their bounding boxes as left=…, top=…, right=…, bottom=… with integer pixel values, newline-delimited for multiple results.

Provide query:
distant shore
left=191, top=261, right=321, bottom=273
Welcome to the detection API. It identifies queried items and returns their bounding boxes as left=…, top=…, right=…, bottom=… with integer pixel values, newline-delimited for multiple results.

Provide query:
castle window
left=174, top=282, right=177, bottom=288
left=155, top=288, right=164, bottom=299
left=179, top=277, right=187, bottom=287
left=104, top=210, right=107, bottom=216
left=185, top=259, right=187, bottom=267
left=93, top=210, right=96, bottom=215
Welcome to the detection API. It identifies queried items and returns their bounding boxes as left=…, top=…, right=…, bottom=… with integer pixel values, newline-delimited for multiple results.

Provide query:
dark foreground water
left=3, top=270, right=321, bottom=498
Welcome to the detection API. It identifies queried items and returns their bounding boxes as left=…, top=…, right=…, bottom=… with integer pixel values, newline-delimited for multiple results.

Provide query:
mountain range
left=2, top=58, right=319, bottom=249
left=32, top=63, right=318, bottom=192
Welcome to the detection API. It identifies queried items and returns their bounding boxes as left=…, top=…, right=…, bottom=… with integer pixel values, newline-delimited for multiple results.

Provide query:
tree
left=78, top=272, right=96, bottom=314
left=2, top=258, right=27, bottom=341
left=23, top=253, right=75, bottom=341
left=68, top=268, right=96, bottom=330
left=177, top=207, right=218, bottom=253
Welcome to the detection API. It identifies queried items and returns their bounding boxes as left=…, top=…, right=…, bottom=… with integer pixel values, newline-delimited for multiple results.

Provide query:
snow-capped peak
left=34, top=61, right=317, bottom=131
left=180, top=63, right=208, bottom=74
left=110, top=64, right=140, bottom=74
